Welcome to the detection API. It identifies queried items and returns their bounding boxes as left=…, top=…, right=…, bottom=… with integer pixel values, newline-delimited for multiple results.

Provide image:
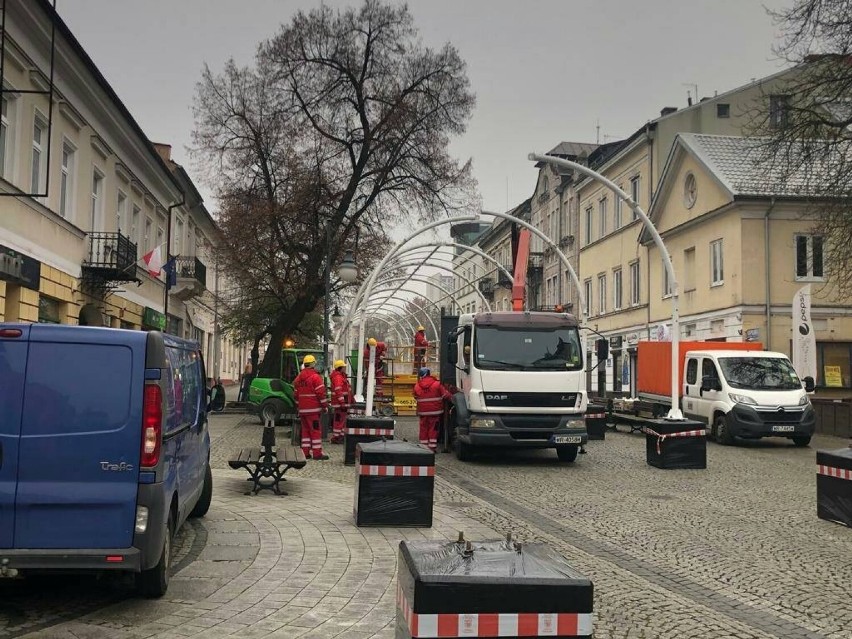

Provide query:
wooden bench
left=228, top=420, right=307, bottom=495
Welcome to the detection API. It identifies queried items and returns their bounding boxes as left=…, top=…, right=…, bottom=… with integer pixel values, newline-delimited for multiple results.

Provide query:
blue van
left=0, top=324, right=212, bottom=597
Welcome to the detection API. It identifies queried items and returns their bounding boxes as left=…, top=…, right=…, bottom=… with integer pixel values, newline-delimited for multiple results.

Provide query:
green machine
left=248, top=348, right=326, bottom=424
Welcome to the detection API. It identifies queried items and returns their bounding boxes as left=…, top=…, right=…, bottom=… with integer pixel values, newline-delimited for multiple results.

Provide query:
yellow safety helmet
left=367, top=337, right=377, bottom=347
left=333, top=359, right=345, bottom=370
left=302, top=354, right=316, bottom=366
left=417, top=326, right=425, bottom=331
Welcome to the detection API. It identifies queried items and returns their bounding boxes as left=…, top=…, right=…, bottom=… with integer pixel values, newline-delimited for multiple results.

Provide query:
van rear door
left=14, top=326, right=145, bottom=549
left=0, top=325, right=30, bottom=549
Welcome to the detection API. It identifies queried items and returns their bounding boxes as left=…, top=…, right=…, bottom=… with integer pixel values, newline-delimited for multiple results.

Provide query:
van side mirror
left=595, top=338, right=609, bottom=361
left=803, top=376, right=815, bottom=393
left=447, top=336, right=458, bottom=365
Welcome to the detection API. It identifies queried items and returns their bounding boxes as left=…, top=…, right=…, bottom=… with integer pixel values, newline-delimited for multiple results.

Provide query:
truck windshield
left=473, top=326, right=583, bottom=371
left=718, top=357, right=802, bottom=390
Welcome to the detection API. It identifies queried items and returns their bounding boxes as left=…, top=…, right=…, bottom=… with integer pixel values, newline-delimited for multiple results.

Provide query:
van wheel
left=792, top=436, right=811, bottom=447
left=189, top=465, right=212, bottom=518
left=136, top=518, right=172, bottom=598
left=714, top=414, right=734, bottom=446
left=260, top=399, right=284, bottom=425
left=556, top=445, right=579, bottom=462
left=454, top=438, right=473, bottom=461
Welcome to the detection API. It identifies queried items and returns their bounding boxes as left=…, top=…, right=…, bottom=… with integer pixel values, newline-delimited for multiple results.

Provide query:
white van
left=681, top=350, right=815, bottom=446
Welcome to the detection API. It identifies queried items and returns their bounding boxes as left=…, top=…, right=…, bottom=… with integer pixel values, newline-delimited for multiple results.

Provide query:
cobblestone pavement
left=4, top=412, right=850, bottom=638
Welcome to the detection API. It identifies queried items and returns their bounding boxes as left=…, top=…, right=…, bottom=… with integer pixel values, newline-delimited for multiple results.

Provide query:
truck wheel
left=260, top=399, right=284, bottom=425
left=556, top=445, right=579, bottom=462
left=792, top=436, right=811, bottom=447
left=136, top=518, right=172, bottom=598
left=454, top=438, right=473, bottom=461
left=189, top=465, right=213, bottom=518
left=714, top=414, right=734, bottom=446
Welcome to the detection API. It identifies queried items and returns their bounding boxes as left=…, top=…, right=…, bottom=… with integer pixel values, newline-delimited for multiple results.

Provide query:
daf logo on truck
left=485, top=394, right=508, bottom=400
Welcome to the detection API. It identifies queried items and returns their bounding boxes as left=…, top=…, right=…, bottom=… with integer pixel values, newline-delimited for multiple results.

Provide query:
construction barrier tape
left=643, top=428, right=707, bottom=455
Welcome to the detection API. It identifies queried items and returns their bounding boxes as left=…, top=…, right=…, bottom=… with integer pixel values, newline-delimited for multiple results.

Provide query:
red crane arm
left=511, top=229, right=531, bottom=311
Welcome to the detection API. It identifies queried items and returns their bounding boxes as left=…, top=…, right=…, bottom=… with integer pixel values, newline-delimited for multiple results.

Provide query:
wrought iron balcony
left=528, top=252, right=544, bottom=275
left=171, top=256, right=207, bottom=300
left=497, top=266, right=513, bottom=288
left=81, top=232, right=139, bottom=291
left=478, top=278, right=495, bottom=297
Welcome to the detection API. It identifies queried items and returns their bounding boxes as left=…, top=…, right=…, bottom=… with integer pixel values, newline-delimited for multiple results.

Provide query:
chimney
left=660, top=106, right=677, bottom=117
left=687, top=95, right=693, bottom=107
left=152, top=142, right=172, bottom=163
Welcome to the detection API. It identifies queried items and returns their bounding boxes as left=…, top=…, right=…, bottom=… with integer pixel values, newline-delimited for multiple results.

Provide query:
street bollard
left=344, top=414, right=395, bottom=465
left=816, top=448, right=852, bottom=528
left=644, top=418, right=707, bottom=469
left=584, top=404, right=607, bottom=441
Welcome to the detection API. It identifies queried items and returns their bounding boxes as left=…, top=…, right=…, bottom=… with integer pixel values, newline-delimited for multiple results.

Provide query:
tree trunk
left=250, top=332, right=264, bottom=375
left=259, top=324, right=287, bottom=379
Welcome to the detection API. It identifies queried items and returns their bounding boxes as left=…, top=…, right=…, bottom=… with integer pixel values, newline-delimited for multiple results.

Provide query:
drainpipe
left=764, top=197, right=777, bottom=350
left=164, top=196, right=185, bottom=331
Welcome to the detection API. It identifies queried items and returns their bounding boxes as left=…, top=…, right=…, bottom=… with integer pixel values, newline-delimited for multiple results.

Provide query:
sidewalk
left=20, top=415, right=497, bottom=639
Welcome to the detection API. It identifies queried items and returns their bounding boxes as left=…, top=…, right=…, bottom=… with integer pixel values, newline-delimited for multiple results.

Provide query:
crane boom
left=511, top=229, right=531, bottom=311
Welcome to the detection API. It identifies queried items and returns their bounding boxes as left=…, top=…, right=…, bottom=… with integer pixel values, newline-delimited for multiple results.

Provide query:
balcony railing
left=82, top=232, right=138, bottom=283
left=497, top=266, right=513, bottom=287
left=175, top=256, right=207, bottom=288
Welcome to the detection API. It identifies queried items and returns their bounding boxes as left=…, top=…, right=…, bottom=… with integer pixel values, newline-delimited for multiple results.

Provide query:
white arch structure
left=529, top=152, right=681, bottom=420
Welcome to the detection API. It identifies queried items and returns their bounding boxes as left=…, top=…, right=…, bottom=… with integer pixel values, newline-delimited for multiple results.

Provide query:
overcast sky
left=59, top=0, right=791, bottom=218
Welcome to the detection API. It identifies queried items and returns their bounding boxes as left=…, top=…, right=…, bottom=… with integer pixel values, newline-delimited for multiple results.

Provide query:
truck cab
left=447, top=311, right=588, bottom=462
left=681, top=350, right=816, bottom=446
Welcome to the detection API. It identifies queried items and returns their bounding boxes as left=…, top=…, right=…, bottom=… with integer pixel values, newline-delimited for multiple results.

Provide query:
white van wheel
left=714, top=414, right=734, bottom=446
left=136, top=518, right=172, bottom=598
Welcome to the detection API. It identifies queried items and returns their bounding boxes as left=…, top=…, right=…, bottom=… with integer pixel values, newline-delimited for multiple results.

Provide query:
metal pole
left=324, top=223, right=331, bottom=377
left=213, top=250, right=220, bottom=382
left=529, top=152, right=682, bottom=420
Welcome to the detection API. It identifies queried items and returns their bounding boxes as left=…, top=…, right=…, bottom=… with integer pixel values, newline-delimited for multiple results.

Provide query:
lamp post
left=325, top=229, right=358, bottom=376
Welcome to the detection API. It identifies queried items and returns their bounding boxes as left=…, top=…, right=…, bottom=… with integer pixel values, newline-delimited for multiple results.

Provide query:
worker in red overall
left=329, top=359, right=351, bottom=444
left=413, top=367, right=451, bottom=452
left=413, top=326, right=429, bottom=373
left=293, top=354, right=329, bottom=460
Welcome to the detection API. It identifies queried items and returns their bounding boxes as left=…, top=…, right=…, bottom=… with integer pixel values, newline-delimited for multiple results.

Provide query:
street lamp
left=339, top=252, right=358, bottom=283
left=325, top=234, right=358, bottom=376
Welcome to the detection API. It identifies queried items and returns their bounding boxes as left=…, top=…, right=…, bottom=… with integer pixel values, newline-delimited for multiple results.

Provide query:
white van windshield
left=473, top=326, right=583, bottom=371
left=718, top=357, right=802, bottom=390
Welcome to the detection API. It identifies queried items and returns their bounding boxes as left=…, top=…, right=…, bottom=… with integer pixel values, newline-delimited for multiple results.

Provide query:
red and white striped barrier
left=643, top=427, right=706, bottom=455
left=347, top=428, right=394, bottom=436
left=397, top=583, right=592, bottom=637
left=358, top=464, right=434, bottom=477
left=584, top=412, right=606, bottom=420
left=818, top=464, right=852, bottom=481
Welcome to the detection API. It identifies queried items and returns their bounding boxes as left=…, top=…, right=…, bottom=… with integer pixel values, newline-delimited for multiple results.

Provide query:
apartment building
left=574, top=68, right=807, bottom=393
left=0, top=0, right=246, bottom=383
left=449, top=220, right=491, bottom=315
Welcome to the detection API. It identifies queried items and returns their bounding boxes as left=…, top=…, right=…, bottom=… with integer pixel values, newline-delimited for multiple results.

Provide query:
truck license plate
left=553, top=435, right=582, bottom=444
left=772, top=425, right=795, bottom=433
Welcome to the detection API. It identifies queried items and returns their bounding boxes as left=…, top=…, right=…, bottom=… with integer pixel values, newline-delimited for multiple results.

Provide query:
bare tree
left=193, top=0, right=476, bottom=377
left=748, top=0, right=852, bottom=294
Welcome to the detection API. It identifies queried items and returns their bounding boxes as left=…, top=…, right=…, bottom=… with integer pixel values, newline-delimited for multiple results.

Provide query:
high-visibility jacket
left=413, top=374, right=451, bottom=416
left=330, top=369, right=351, bottom=409
left=414, top=331, right=429, bottom=354
left=294, top=367, right=327, bottom=415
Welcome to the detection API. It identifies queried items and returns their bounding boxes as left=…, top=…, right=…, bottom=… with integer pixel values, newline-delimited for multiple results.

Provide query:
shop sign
left=609, top=335, right=623, bottom=350
left=0, top=244, right=41, bottom=291
left=143, top=306, right=166, bottom=331
left=824, top=365, right=843, bottom=388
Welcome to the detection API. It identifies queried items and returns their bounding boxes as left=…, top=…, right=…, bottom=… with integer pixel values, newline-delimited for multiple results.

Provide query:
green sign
left=143, top=306, right=166, bottom=331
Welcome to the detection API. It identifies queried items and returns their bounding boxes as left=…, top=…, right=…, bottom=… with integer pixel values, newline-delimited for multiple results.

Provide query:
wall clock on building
left=683, top=172, right=697, bottom=209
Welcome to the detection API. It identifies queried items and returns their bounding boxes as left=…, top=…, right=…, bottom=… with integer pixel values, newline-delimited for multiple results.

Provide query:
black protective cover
left=644, top=418, right=706, bottom=469
left=344, top=415, right=395, bottom=465
left=355, top=441, right=434, bottom=528
left=397, top=539, right=593, bottom=615
left=585, top=404, right=607, bottom=441
left=816, top=448, right=852, bottom=528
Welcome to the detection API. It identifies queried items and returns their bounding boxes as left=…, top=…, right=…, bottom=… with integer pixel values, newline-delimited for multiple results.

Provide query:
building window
left=144, top=217, right=153, bottom=253
left=630, top=261, right=640, bottom=305
left=90, top=168, right=104, bottom=230
left=613, top=268, right=622, bottom=310
left=710, top=239, right=724, bottom=285
left=38, top=296, right=62, bottom=324
left=817, top=342, right=852, bottom=388
left=684, top=247, right=696, bottom=292
left=0, top=94, right=12, bottom=178
left=584, top=279, right=593, bottom=316
left=716, top=103, right=730, bottom=118
left=59, top=144, right=75, bottom=218
left=31, top=116, right=46, bottom=194
left=584, top=207, right=593, bottom=245
left=614, top=186, right=623, bottom=229
left=769, top=95, right=790, bottom=128
left=117, top=191, right=127, bottom=235
left=630, top=176, right=640, bottom=220
left=175, top=218, right=184, bottom=255
left=157, top=225, right=165, bottom=253
left=795, top=234, right=824, bottom=280
left=663, top=257, right=673, bottom=298
left=598, top=274, right=606, bottom=315
left=132, top=206, right=141, bottom=255
left=598, top=198, right=607, bottom=238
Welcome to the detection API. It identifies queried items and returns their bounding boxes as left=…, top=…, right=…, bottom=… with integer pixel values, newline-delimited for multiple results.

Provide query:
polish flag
left=142, top=245, right=163, bottom=277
